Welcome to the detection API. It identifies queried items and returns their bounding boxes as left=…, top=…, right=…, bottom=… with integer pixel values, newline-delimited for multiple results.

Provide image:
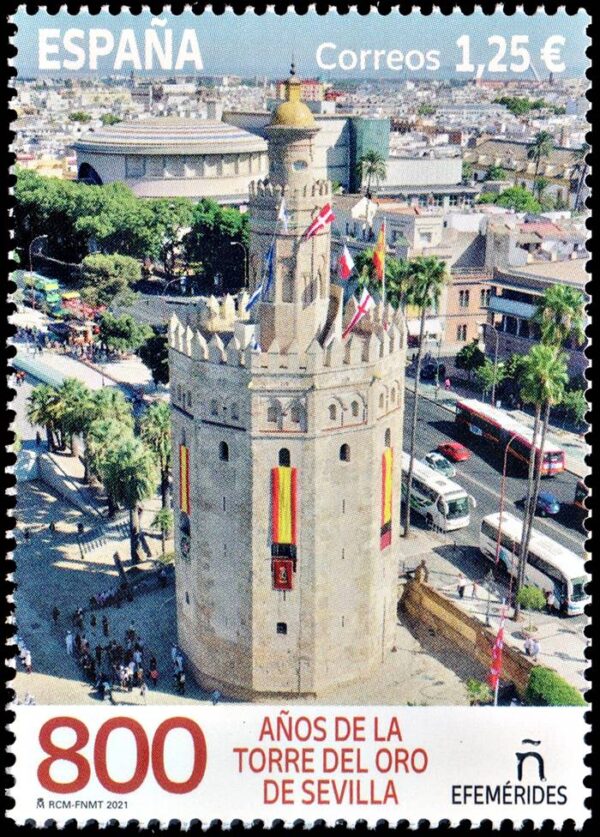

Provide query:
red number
left=38, top=716, right=91, bottom=793
left=152, top=717, right=207, bottom=794
left=94, top=718, right=149, bottom=794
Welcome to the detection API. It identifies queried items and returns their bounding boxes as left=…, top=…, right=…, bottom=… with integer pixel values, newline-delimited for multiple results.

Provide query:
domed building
left=72, top=117, right=268, bottom=204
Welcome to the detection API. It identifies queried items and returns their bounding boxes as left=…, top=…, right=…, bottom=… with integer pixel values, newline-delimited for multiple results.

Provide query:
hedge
left=526, top=666, right=586, bottom=706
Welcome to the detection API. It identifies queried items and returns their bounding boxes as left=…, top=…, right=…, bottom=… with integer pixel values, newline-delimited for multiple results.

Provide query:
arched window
left=379, top=393, right=385, bottom=410
left=210, top=398, right=219, bottom=417
left=391, top=387, right=396, bottom=404
left=329, top=404, right=337, bottom=422
left=279, top=448, right=291, bottom=467
left=340, top=444, right=351, bottom=462
left=267, top=405, right=278, bottom=423
left=290, top=404, right=301, bottom=424
left=385, top=428, right=391, bottom=447
left=231, top=402, right=239, bottom=421
left=219, top=441, right=229, bottom=462
left=177, top=384, right=182, bottom=402
left=187, top=391, right=193, bottom=409
left=351, top=400, right=359, bottom=418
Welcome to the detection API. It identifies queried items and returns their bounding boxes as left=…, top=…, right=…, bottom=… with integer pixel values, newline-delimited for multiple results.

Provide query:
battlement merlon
left=168, top=310, right=405, bottom=375
left=248, top=178, right=332, bottom=202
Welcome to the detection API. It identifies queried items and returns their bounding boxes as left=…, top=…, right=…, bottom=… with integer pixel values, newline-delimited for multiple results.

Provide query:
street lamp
left=28, top=235, right=48, bottom=309
left=495, top=432, right=519, bottom=567
left=230, top=241, right=249, bottom=287
left=486, top=322, right=500, bottom=407
left=484, top=568, right=495, bottom=626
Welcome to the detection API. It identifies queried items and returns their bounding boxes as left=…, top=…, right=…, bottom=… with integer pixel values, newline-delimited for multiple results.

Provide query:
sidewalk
left=406, top=377, right=589, bottom=479
left=399, top=529, right=587, bottom=694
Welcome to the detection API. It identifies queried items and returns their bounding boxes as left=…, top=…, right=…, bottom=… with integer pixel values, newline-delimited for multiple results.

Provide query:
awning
left=406, top=317, right=442, bottom=338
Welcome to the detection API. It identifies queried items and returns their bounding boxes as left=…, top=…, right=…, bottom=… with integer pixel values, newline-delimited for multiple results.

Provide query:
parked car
left=423, top=451, right=457, bottom=478
left=536, top=491, right=561, bottom=517
left=420, top=361, right=446, bottom=382
left=436, top=441, right=471, bottom=462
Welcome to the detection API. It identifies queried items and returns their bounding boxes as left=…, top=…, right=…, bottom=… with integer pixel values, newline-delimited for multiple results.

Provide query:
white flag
left=277, top=198, right=289, bottom=232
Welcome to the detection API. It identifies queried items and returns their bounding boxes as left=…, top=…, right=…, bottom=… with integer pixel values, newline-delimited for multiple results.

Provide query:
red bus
left=455, top=398, right=566, bottom=476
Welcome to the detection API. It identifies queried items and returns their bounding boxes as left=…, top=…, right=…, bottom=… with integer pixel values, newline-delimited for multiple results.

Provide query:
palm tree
left=572, top=142, right=589, bottom=211
left=526, top=131, right=554, bottom=196
left=140, top=401, right=172, bottom=508
left=356, top=150, right=387, bottom=198
left=403, top=256, right=448, bottom=537
left=58, top=380, right=96, bottom=481
left=26, top=384, right=60, bottom=451
left=101, top=437, right=157, bottom=564
left=533, top=284, right=586, bottom=350
left=514, top=345, right=568, bottom=619
left=87, top=418, right=134, bottom=517
left=92, top=387, right=135, bottom=429
left=152, top=507, right=173, bottom=557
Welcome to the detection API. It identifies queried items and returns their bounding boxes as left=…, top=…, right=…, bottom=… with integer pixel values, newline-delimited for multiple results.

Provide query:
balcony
left=488, top=296, right=536, bottom=320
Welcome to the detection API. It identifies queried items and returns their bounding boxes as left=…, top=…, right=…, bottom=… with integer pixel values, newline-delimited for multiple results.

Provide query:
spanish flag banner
left=271, top=467, right=297, bottom=558
left=380, top=448, right=393, bottom=550
left=373, top=221, right=386, bottom=281
left=179, top=444, right=190, bottom=514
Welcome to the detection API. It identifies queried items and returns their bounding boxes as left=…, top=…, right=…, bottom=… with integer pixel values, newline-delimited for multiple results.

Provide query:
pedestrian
left=95, top=644, right=102, bottom=667
left=546, top=590, right=557, bottom=614
left=24, top=649, right=32, bottom=674
left=471, top=581, right=479, bottom=599
left=176, top=671, right=186, bottom=694
left=35, top=431, right=42, bottom=448
left=90, top=613, right=96, bottom=628
left=524, top=636, right=533, bottom=656
left=444, top=377, right=451, bottom=391
left=49, top=521, right=56, bottom=534
left=52, top=606, right=60, bottom=626
left=140, top=680, right=147, bottom=704
left=530, top=638, right=540, bottom=662
left=175, top=653, right=184, bottom=674
left=149, top=667, right=159, bottom=688
left=457, top=574, right=467, bottom=599
left=23, top=528, right=31, bottom=544
left=65, top=630, right=73, bottom=656
left=102, top=615, right=109, bottom=637
left=171, top=644, right=178, bottom=666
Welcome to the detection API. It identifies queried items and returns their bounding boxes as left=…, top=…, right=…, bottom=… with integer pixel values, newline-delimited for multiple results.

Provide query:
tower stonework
left=169, top=70, right=406, bottom=699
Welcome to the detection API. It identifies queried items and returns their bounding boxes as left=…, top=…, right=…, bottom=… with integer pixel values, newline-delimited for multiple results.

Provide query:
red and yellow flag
left=373, top=222, right=386, bottom=281
left=179, top=444, right=190, bottom=514
left=380, top=448, right=393, bottom=550
left=271, top=467, right=297, bottom=546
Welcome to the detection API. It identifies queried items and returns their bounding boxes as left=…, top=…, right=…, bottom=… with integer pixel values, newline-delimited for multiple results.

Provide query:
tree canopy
left=137, top=328, right=169, bottom=385
left=184, top=198, right=249, bottom=291
left=98, top=312, right=153, bottom=354
left=81, top=253, right=141, bottom=308
left=477, top=186, right=542, bottom=213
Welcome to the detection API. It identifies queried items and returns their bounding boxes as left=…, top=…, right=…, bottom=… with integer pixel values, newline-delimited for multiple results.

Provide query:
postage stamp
left=7, top=5, right=590, bottom=827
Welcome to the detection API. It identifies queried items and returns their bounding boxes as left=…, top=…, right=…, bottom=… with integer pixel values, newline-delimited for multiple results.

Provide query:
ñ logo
left=515, top=739, right=546, bottom=782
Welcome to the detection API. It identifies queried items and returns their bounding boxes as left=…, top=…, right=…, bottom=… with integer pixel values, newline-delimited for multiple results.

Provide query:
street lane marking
left=411, top=441, right=584, bottom=550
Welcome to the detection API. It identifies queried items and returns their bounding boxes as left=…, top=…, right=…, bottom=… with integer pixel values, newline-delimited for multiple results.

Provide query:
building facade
left=169, top=71, right=406, bottom=699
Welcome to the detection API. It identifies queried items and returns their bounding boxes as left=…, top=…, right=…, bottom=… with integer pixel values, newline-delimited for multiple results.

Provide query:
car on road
left=423, top=451, right=457, bottom=478
left=436, top=441, right=471, bottom=462
left=420, top=361, right=446, bottom=382
left=535, top=490, right=561, bottom=517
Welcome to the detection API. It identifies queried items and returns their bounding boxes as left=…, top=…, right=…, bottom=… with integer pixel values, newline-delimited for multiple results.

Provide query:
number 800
left=38, top=716, right=207, bottom=795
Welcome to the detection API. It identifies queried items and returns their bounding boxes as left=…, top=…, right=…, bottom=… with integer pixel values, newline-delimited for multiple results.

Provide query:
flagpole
left=493, top=597, right=506, bottom=707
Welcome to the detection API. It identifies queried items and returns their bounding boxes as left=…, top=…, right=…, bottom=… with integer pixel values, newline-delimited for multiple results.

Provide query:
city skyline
left=12, top=8, right=590, bottom=79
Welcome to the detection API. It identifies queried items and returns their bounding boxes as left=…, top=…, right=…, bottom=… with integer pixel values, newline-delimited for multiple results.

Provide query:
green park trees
left=455, top=339, right=485, bottom=381
left=98, top=313, right=152, bottom=355
left=81, top=253, right=141, bottom=308
left=476, top=358, right=506, bottom=403
left=14, top=170, right=248, bottom=291
left=477, top=186, right=542, bottom=213
left=137, top=328, right=169, bottom=386
left=184, top=198, right=249, bottom=290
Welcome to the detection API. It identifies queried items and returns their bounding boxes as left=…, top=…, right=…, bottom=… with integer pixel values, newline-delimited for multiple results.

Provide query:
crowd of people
left=62, top=607, right=187, bottom=703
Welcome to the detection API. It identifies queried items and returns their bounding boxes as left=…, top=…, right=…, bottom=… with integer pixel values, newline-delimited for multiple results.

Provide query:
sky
left=12, top=7, right=590, bottom=80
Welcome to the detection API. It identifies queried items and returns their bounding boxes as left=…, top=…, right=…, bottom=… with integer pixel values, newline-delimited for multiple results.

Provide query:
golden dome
left=270, top=68, right=316, bottom=129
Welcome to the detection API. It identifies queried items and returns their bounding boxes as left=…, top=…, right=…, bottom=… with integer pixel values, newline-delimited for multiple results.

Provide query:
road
left=403, top=389, right=587, bottom=557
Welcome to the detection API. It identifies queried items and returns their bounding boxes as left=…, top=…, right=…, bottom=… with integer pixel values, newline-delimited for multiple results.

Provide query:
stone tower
left=169, top=69, right=406, bottom=699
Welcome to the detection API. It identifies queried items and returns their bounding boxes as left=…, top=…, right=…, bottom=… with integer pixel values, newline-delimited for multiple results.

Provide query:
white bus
left=479, top=512, right=589, bottom=617
left=401, top=452, right=476, bottom=532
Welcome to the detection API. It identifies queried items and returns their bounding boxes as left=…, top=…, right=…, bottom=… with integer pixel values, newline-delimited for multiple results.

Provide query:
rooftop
left=72, top=117, right=267, bottom=155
